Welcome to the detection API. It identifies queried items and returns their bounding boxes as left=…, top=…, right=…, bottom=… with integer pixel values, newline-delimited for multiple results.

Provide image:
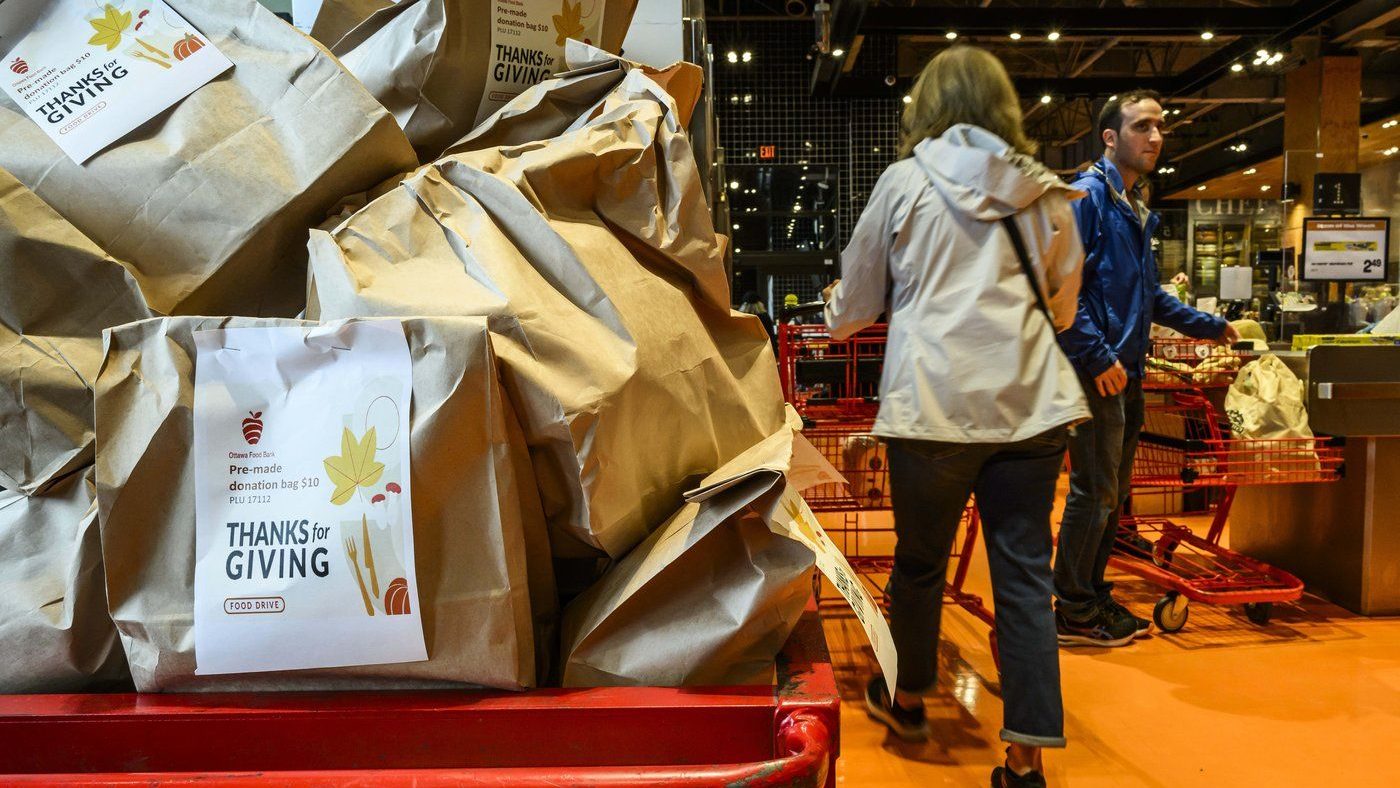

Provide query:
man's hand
left=1217, top=323, right=1242, bottom=347
left=822, top=280, right=839, bottom=303
left=1095, top=360, right=1128, bottom=397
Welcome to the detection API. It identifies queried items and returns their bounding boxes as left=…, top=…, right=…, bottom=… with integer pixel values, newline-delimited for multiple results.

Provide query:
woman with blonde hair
left=823, top=46, right=1087, bottom=786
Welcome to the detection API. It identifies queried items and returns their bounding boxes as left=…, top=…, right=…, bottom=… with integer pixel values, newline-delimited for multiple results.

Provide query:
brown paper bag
left=0, top=469, right=130, bottom=693
left=95, top=316, right=550, bottom=691
left=307, top=61, right=784, bottom=560
left=0, top=168, right=154, bottom=496
left=0, top=0, right=417, bottom=318
left=319, top=0, right=637, bottom=162
left=559, top=422, right=814, bottom=687
left=309, top=0, right=396, bottom=46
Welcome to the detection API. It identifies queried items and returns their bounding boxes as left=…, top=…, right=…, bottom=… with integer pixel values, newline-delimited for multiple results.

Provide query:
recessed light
left=831, top=48, right=845, bottom=57
left=1260, top=185, right=1271, bottom=192
left=1009, top=32, right=1023, bottom=41
left=1201, top=31, right=1215, bottom=41
left=946, top=31, right=958, bottom=40
left=732, top=223, right=740, bottom=230
left=729, top=180, right=739, bottom=189
left=726, top=51, right=738, bottom=64
left=1257, top=49, right=1269, bottom=58
left=1231, top=63, right=1244, bottom=73
left=903, top=95, right=912, bottom=104
left=1383, top=120, right=1398, bottom=129
left=1197, top=185, right=1208, bottom=191
left=1041, top=94, right=1053, bottom=104
left=1109, top=94, right=1119, bottom=102
left=873, top=147, right=880, bottom=153
left=1047, top=30, right=1061, bottom=42
left=742, top=51, right=752, bottom=63
left=1244, top=168, right=1257, bottom=175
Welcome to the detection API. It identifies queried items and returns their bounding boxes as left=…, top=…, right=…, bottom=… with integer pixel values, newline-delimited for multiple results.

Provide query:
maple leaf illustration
left=323, top=427, right=384, bottom=506
left=87, top=4, right=133, bottom=52
left=552, top=0, right=585, bottom=47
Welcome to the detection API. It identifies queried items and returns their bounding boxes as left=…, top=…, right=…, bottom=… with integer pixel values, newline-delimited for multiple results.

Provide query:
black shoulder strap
left=1000, top=216, right=1055, bottom=324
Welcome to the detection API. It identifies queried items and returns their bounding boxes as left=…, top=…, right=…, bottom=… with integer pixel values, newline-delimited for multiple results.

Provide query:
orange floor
left=818, top=483, right=1400, bottom=787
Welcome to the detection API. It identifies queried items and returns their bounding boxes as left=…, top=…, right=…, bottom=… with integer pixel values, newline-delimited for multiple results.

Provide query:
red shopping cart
left=777, top=312, right=998, bottom=664
left=1112, top=389, right=1344, bottom=632
left=1142, top=337, right=1257, bottom=391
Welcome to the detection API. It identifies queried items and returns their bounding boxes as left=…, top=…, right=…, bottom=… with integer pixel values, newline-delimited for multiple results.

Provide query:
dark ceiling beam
left=859, top=5, right=1336, bottom=38
left=809, top=0, right=868, bottom=96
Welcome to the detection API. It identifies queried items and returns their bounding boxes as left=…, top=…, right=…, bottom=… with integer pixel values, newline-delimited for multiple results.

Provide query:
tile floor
left=817, top=495, right=1400, bottom=787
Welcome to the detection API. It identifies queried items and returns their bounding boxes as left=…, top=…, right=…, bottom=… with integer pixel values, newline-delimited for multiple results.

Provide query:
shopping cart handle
left=780, top=301, right=827, bottom=320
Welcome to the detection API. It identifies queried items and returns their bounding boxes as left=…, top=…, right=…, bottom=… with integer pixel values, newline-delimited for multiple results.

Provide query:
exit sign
left=758, top=145, right=777, bottom=160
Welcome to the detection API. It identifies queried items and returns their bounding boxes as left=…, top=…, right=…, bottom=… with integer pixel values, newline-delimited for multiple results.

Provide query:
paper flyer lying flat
left=0, top=0, right=233, bottom=163
left=192, top=322, right=426, bottom=675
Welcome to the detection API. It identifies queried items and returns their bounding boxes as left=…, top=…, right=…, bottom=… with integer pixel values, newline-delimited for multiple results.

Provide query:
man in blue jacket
left=1055, top=90, right=1240, bottom=646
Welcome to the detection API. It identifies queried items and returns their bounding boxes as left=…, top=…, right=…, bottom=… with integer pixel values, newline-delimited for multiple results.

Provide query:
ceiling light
left=1201, top=31, right=1215, bottom=41
left=741, top=51, right=752, bottom=63
left=1260, top=185, right=1271, bottom=192
left=831, top=48, right=845, bottom=57
left=1257, top=49, right=1269, bottom=58
left=743, top=94, right=753, bottom=103
left=1244, top=168, right=1257, bottom=175
left=1009, top=31, right=1022, bottom=41
left=732, top=223, right=740, bottom=230
left=1109, top=94, right=1119, bottom=102
left=903, top=94, right=912, bottom=104
left=1316, top=152, right=1325, bottom=158
left=873, top=147, right=880, bottom=153
left=726, top=51, right=738, bottom=64
left=1197, top=185, right=1208, bottom=191
left=1386, top=147, right=1399, bottom=156
left=946, top=31, right=958, bottom=40
left=1231, top=63, right=1244, bottom=73
left=1269, top=53, right=1284, bottom=65
left=1041, top=94, right=1053, bottom=104
left=1047, top=30, right=1061, bottom=42
left=1382, top=119, right=1398, bottom=129
left=729, top=180, right=739, bottom=189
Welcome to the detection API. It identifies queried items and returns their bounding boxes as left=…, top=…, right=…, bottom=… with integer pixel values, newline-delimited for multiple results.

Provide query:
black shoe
left=992, top=760, right=1048, bottom=787
left=864, top=677, right=930, bottom=742
left=1102, top=597, right=1152, bottom=637
left=1056, top=608, right=1135, bottom=647
left=1117, top=530, right=1155, bottom=558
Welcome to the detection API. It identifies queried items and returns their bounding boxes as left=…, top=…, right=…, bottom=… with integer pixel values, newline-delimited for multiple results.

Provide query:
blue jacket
left=1058, top=156, right=1227, bottom=379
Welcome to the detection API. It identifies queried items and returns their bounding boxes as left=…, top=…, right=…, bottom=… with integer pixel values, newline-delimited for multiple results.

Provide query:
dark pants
left=1053, top=377, right=1145, bottom=620
left=886, top=429, right=1068, bottom=748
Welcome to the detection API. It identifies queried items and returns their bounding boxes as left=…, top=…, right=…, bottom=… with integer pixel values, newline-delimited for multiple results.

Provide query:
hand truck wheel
left=1153, top=592, right=1189, bottom=633
left=1244, top=602, right=1272, bottom=626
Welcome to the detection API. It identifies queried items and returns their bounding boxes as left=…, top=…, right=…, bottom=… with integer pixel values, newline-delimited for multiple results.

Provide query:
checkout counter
left=1231, top=345, right=1400, bottom=615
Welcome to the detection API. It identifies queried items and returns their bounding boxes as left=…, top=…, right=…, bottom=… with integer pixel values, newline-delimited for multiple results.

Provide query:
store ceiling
left=706, top=0, right=1400, bottom=194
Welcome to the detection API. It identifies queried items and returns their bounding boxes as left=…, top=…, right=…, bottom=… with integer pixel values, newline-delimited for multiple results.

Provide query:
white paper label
left=772, top=485, right=899, bottom=695
left=1303, top=218, right=1389, bottom=281
left=192, top=322, right=426, bottom=676
left=0, top=0, right=233, bottom=163
left=476, top=0, right=605, bottom=125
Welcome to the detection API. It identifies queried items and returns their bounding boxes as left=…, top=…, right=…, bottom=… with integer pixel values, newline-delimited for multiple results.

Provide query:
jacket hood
left=914, top=124, right=1082, bottom=220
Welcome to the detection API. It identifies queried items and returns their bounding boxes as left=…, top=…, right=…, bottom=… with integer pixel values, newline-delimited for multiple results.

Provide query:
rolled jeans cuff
left=1001, top=728, right=1067, bottom=749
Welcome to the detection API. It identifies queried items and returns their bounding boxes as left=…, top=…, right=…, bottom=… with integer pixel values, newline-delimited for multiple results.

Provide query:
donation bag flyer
left=192, top=322, right=426, bottom=675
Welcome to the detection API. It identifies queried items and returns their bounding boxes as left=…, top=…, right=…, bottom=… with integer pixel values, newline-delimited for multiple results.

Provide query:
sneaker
left=1056, top=608, right=1135, bottom=647
left=864, top=677, right=930, bottom=742
left=1102, top=597, right=1152, bottom=637
left=992, top=763, right=1048, bottom=788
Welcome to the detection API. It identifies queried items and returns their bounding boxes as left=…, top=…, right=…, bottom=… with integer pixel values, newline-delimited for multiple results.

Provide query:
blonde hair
left=899, top=46, right=1037, bottom=159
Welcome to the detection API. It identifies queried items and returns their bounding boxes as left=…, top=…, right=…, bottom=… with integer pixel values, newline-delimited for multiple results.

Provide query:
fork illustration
left=344, top=537, right=375, bottom=616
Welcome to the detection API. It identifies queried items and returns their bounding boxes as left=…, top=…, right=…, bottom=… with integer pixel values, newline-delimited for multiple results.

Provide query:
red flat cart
left=1111, top=340, right=1345, bottom=632
left=778, top=319, right=997, bottom=662
left=0, top=603, right=839, bottom=787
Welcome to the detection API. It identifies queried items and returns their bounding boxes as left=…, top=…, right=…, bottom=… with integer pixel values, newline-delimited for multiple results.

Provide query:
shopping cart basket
left=1142, top=338, right=1257, bottom=391
left=1111, top=390, right=1344, bottom=632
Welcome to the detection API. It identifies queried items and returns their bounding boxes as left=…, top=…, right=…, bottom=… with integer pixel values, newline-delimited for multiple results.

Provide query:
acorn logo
left=241, top=411, right=264, bottom=445
left=9, top=58, right=28, bottom=75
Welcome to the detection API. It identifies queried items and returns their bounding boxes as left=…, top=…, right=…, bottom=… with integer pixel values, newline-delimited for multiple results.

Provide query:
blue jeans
left=1053, top=376, right=1145, bottom=620
left=885, top=428, right=1069, bottom=748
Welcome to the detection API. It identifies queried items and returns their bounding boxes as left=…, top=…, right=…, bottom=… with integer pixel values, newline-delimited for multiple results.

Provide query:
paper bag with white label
left=0, top=0, right=417, bottom=318
left=307, top=59, right=783, bottom=562
left=0, top=167, right=153, bottom=496
left=560, top=412, right=899, bottom=692
left=315, top=0, right=636, bottom=163
left=95, top=316, right=550, bottom=691
left=0, top=468, right=131, bottom=693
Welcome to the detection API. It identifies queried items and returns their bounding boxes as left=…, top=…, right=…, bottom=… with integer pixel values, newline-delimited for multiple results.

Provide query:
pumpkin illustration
left=384, top=577, right=411, bottom=615
left=172, top=33, right=205, bottom=61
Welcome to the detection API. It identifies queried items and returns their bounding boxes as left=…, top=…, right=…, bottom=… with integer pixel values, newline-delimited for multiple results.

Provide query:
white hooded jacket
left=825, top=125, right=1090, bottom=442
